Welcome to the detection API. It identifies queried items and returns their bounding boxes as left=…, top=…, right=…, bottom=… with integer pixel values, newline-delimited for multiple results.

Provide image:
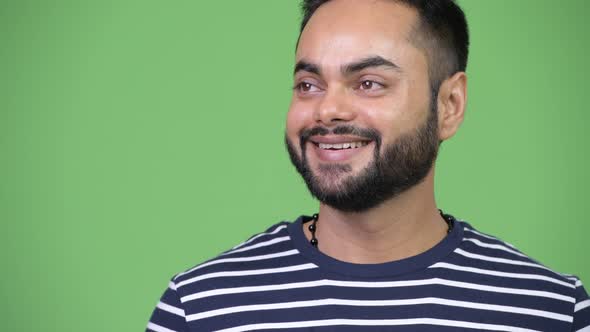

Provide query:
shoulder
left=147, top=221, right=307, bottom=330
left=169, top=220, right=311, bottom=298
left=440, top=219, right=590, bottom=326
left=440, top=220, right=585, bottom=312
left=175, top=221, right=293, bottom=279
left=449, top=220, right=579, bottom=286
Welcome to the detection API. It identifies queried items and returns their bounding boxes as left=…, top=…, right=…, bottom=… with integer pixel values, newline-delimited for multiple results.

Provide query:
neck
left=304, top=170, right=448, bottom=264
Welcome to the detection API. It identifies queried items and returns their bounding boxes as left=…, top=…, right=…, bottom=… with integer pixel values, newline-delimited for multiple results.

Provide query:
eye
left=295, top=82, right=321, bottom=93
left=358, top=80, right=384, bottom=91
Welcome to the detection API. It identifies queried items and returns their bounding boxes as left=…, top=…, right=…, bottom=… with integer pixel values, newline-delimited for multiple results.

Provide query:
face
left=286, top=0, right=439, bottom=212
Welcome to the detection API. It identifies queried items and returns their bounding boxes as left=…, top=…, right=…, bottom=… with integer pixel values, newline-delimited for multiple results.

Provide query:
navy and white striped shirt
left=147, top=216, right=590, bottom=331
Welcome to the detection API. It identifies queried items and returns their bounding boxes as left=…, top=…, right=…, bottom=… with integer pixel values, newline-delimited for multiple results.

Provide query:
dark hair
left=299, top=0, right=469, bottom=91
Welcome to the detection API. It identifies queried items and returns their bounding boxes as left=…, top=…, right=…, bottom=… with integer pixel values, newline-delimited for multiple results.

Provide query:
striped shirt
left=147, top=216, right=590, bottom=331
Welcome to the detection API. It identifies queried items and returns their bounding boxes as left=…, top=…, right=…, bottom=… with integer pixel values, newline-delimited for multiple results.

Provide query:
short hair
left=299, top=0, right=469, bottom=92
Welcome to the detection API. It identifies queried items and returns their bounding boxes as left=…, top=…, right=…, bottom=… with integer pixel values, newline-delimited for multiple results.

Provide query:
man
left=147, top=0, right=589, bottom=331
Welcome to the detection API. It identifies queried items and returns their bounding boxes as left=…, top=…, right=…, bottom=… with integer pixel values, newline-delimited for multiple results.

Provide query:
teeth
left=318, top=141, right=369, bottom=150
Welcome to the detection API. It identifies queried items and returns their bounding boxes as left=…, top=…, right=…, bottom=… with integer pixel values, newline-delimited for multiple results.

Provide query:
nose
left=314, top=87, right=356, bottom=126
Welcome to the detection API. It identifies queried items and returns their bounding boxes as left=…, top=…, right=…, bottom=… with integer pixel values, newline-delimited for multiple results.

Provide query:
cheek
left=361, top=99, right=404, bottom=135
left=286, top=102, right=312, bottom=143
left=359, top=96, right=416, bottom=148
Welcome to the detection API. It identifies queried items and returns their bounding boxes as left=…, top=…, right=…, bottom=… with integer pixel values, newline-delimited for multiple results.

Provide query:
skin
left=286, top=0, right=467, bottom=264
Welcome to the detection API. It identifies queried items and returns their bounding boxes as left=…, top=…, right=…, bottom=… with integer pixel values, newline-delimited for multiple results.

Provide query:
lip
left=308, top=139, right=374, bottom=163
left=309, top=135, right=372, bottom=145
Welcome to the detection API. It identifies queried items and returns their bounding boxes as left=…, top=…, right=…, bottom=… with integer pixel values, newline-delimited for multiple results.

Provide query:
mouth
left=315, top=141, right=370, bottom=150
left=307, top=136, right=374, bottom=163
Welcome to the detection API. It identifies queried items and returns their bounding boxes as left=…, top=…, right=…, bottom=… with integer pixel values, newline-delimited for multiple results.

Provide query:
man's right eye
left=294, top=82, right=321, bottom=93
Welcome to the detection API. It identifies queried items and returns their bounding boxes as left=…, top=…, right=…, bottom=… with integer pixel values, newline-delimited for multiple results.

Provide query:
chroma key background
left=1, top=1, right=588, bottom=330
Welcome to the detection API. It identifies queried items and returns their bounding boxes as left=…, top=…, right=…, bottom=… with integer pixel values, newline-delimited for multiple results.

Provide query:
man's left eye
left=358, top=80, right=384, bottom=90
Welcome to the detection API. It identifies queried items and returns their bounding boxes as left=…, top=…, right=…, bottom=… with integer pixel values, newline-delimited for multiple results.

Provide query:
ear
left=436, top=72, right=467, bottom=141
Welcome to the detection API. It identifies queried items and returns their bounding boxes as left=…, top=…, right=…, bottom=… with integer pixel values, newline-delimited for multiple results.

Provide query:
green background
left=1, top=1, right=588, bottom=331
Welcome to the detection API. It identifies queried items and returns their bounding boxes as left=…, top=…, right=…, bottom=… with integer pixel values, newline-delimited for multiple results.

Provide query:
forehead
left=296, top=0, right=421, bottom=67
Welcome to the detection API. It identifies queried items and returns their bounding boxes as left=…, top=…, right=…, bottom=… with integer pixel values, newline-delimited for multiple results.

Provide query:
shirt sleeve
left=573, top=277, right=590, bottom=332
left=146, top=278, right=189, bottom=332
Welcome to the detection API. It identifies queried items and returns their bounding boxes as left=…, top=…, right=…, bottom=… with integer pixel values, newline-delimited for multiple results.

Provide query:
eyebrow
left=294, top=61, right=321, bottom=75
left=343, top=56, right=400, bottom=74
left=294, top=55, right=401, bottom=76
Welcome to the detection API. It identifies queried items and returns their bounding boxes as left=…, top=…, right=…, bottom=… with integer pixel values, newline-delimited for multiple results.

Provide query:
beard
left=285, top=104, right=439, bottom=213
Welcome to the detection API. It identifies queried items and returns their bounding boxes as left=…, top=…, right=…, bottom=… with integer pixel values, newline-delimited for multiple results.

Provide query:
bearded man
left=147, top=0, right=590, bottom=331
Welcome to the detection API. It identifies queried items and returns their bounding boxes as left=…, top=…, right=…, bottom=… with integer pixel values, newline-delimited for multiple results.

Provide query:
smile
left=317, top=141, right=370, bottom=150
left=308, top=136, right=374, bottom=163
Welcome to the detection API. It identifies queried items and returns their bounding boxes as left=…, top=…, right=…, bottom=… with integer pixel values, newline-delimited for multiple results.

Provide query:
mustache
left=299, top=125, right=381, bottom=147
